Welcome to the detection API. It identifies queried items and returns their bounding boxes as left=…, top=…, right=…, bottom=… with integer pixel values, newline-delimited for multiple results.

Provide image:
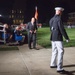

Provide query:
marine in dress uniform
left=49, top=7, right=69, bottom=73
left=26, top=17, right=37, bottom=49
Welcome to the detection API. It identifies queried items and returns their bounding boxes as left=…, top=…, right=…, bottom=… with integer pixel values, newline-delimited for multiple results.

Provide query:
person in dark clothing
left=49, top=7, right=69, bottom=73
left=26, top=17, right=37, bottom=49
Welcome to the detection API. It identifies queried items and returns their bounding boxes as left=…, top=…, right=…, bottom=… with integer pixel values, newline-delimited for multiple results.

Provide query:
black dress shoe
left=57, top=69, right=65, bottom=73
left=29, top=47, right=32, bottom=49
left=50, top=66, right=57, bottom=68
left=33, top=47, right=39, bottom=50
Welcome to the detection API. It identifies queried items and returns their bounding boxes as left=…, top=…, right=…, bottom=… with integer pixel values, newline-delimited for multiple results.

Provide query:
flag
left=34, top=6, right=38, bottom=20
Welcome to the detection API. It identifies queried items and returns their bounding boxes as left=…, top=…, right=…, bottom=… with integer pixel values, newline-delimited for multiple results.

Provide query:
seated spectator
left=14, top=26, right=25, bottom=44
left=2, top=24, right=12, bottom=42
left=20, top=23, right=26, bottom=31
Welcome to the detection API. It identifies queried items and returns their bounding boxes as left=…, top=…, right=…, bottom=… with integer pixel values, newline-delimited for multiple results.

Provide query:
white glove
left=66, top=40, right=69, bottom=43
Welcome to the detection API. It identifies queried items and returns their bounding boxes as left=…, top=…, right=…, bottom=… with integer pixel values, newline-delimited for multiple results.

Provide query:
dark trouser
left=28, top=32, right=36, bottom=48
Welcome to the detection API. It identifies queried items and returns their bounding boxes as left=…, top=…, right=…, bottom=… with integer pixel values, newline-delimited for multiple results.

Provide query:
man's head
left=31, top=17, right=35, bottom=23
left=55, top=7, right=64, bottom=15
left=4, top=24, right=8, bottom=28
left=16, top=26, right=19, bottom=30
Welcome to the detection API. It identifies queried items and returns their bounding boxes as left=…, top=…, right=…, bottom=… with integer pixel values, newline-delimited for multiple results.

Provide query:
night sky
left=0, top=0, right=75, bottom=23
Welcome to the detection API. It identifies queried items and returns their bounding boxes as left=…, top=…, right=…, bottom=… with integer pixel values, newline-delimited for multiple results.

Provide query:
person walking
left=26, top=17, right=37, bottom=49
left=49, top=7, right=69, bottom=73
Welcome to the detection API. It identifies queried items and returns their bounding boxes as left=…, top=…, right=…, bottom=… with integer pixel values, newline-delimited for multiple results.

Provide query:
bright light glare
left=0, top=14, right=2, bottom=17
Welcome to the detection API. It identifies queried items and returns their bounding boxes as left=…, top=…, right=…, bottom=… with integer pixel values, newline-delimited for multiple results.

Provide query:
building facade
left=9, top=9, right=24, bottom=24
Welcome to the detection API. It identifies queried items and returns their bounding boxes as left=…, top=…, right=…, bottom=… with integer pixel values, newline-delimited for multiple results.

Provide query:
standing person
left=26, top=17, right=37, bottom=49
left=49, top=7, right=69, bottom=73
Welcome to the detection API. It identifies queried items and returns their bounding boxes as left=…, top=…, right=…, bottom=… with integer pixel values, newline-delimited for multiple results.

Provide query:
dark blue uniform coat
left=49, top=15, right=69, bottom=41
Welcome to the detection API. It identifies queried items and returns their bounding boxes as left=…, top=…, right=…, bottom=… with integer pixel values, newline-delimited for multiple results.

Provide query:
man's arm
left=26, top=23, right=29, bottom=32
left=49, top=18, right=53, bottom=31
left=58, top=20, right=69, bottom=40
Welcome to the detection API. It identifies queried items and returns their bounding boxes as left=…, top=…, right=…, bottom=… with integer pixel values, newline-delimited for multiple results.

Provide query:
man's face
left=31, top=18, right=35, bottom=23
left=56, top=10, right=62, bottom=15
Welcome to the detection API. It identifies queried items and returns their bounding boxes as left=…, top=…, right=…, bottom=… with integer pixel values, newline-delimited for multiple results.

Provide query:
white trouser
left=50, top=41, right=64, bottom=71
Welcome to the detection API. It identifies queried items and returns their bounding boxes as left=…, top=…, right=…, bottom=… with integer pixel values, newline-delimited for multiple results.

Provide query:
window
left=19, top=20, right=22, bottom=23
left=16, top=20, right=19, bottom=24
left=22, top=16, right=24, bottom=18
left=20, top=10, right=22, bottom=13
left=12, top=15, right=14, bottom=18
left=12, top=10, right=14, bottom=13
left=13, top=20, right=15, bottom=24
left=9, top=15, right=11, bottom=18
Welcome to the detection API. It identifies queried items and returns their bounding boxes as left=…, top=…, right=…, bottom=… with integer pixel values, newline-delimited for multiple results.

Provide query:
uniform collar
left=54, top=15, right=61, bottom=18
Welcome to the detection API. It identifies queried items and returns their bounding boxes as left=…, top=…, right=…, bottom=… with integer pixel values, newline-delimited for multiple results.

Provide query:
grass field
left=0, top=27, right=74, bottom=50
left=0, top=45, right=19, bottom=51
left=37, top=27, right=75, bottom=48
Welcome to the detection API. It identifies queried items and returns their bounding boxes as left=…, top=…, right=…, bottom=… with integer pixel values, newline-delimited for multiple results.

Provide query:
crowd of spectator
left=0, top=23, right=27, bottom=45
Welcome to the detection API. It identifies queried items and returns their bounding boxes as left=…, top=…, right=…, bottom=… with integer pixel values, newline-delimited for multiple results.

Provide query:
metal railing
left=0, top=25, right=6, bottom=44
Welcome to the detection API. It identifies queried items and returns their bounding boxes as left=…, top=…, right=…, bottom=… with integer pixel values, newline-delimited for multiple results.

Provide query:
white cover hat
left=55, top=7, right=64, bottom=11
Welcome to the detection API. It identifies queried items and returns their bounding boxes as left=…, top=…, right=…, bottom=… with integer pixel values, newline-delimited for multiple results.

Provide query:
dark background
left=0, top=0, right=75, bottom=23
